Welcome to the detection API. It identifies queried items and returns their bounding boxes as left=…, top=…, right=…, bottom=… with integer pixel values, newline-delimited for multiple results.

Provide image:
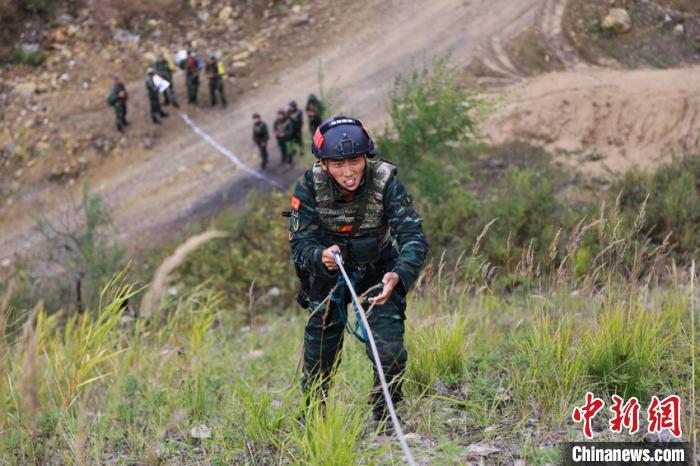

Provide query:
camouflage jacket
left=274, top=117, right=293, bottom=140
left=252, top=121, right=269, bottom=144
left=144, top=77, right=159, bottom=99
left=289, top=160, right=428, bottom=292
left=205, top=61, right=220, bottom=81
left=288, top=108, right=303, bottom=133
left=155, top=59, right=172, bottom=81
left=106, top=83, right=127, bottom=106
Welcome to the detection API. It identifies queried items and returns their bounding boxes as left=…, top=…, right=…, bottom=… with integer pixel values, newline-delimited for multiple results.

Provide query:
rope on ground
left=179, top=113, right=284, bottom=190
left=332, top=252, right=416, bottom=466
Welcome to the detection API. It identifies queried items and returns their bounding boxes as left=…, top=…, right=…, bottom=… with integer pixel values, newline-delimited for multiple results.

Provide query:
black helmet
left=311, top=116, right=377, bottom=160
left=289, top=100, right=297, bottom=108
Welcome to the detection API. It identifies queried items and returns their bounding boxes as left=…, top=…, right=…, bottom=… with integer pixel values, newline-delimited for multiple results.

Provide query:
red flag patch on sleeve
left=291, top=195, right=301, bottom=211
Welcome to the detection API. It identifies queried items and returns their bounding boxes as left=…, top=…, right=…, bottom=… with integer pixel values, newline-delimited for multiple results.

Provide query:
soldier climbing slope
left=288, top=116, right=428, bottom=431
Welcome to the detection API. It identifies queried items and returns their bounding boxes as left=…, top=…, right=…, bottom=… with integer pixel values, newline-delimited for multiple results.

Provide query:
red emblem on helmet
left=313, top=127, right=325, bottom=150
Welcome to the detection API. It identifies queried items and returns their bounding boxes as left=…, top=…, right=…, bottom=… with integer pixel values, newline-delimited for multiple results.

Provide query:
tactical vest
left=312, top=159, right=396, bottom=265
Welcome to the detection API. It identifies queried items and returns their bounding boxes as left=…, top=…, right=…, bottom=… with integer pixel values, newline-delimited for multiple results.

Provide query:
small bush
left=35, top=184, right=125, bottom=313
left=10, top=48, right=45, bottom=67
left=407, top=313, right=470, bottom=390
left=378, top=59, right=480, bottom=203
left=177, top=190, right=297, bottom=311
left=512, top=307, right=586, bottom=423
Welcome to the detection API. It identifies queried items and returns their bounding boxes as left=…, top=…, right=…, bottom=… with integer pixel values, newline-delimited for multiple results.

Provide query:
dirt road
left=0, top=0, right=543, bottom=262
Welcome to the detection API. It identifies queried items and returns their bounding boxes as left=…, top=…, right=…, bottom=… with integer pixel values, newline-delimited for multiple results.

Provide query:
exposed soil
left=0, top=0, right=544, bottom=266
left=481, top=66, right=700, bottom=176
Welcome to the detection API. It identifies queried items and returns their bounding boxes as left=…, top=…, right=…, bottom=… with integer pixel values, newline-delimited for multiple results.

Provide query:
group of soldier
left=106, top=50, right=228, bottom=133
left=252, top=94, right=324, bottom=169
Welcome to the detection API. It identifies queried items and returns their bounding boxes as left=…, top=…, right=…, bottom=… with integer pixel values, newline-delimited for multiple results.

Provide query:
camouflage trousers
left=302, top=279, right=407, bottom=418
left=209, top=78, right=227, bottom=108
left=278, top=138, right=292, bottom=164
left=186, top=75, right=199, bottom=104
left=114, top=102, right=127, bottom=132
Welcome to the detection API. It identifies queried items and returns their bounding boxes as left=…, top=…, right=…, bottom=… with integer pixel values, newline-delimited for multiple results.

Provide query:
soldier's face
left=324, top=155, right=366, bottom=192
left=253, top=116, right=260, bottom=124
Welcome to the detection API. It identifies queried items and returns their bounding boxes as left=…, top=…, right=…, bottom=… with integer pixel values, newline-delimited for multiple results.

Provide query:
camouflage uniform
left=289, top=159, right=428, bottom=419
left=106, top=81, right=128, bottom=132
left=155, top=57, right=178, bottom=107
left=252, top=119, right=270, bottom=169
left=145, top=74, right=168, bottom=124
left=305, top=94, right=324, bottom=136
left=274, top=114, right=294, bottom=164
left=183, top=54, right=200, bottom=104
left=206, top=59, right=227, bottom=108
left=288, top=104, right=304, bottom=157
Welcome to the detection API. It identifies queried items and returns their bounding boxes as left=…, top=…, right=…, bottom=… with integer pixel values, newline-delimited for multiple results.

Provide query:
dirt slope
left=0, top=0, right=544, bottom=263
left=482, top=66, right=700, bottom=175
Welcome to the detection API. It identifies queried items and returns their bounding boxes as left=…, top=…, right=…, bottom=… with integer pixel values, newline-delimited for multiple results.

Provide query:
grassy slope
left=0, top=265, right=696, bottom=464
left=1, top=59, right=699, bottom=464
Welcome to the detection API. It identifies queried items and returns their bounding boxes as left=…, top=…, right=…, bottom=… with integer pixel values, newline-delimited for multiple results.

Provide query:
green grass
left=1, top=264, right=694, bottom=464
left=10, top=48, right=45, bottom=67
left=1, top=59, right=698, bottom=464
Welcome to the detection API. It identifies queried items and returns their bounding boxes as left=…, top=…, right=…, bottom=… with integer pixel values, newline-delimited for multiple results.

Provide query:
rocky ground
left=0, top=0, right=338, bottom=195
left=0, top=0, right=542, bottom=269
left=1, top=0, right=699, bottom=272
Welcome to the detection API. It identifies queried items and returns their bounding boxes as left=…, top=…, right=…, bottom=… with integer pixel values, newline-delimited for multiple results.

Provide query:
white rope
left=179, top=113, right=284, bottom=190
left=332, top=252, right=416, bottom=466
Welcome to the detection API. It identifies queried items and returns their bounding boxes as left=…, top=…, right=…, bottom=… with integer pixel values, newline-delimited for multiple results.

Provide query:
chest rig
left=312, top=160, right=396, bottom=266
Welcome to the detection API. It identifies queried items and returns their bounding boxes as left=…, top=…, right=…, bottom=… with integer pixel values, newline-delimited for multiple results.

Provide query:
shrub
left=34, top=184, right=125, bottom=313
left=10, top=48, right=45, bottom=67
left=177, top=190, right=297, bottom=311
left=378, top=59, right=480, bottom=203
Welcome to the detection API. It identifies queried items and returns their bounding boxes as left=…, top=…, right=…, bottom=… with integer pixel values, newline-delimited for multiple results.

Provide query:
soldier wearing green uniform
left=206, top=54, right=227, bottom=108
left=305, top=93, right=324, bottom=137
left=274, top=109, right=294, bottom=164
left=145, top=68, right=168, bottom=124
left=288, top=100, right=304, bottom=157
left=155, top=53, right=179, bottom=108
left=182, top=50, right=200, bottom=105
left=106, top=75, right=128, bottom=133
left=252, top=113, right=270, bottom=170
left=289, top=116, right=428, bottom=426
